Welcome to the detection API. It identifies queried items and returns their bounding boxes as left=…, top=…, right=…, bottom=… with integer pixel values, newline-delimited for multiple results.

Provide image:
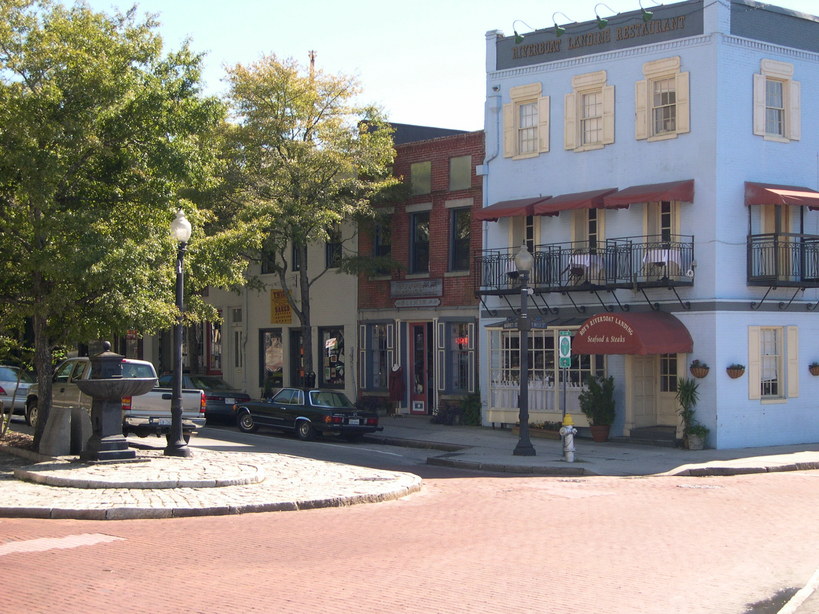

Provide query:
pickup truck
left=25, top=357, right=206, bottom=442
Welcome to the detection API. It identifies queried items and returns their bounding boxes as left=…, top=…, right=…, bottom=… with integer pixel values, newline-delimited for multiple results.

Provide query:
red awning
left=474, top=196, right=551, bottom=221
left=533, top=188, right=618, bottom=216
left=745, top=182, right=819, bottom=209
left=572, top=311, right=693, bottom=356
left=603, top=180, right=695, bottom=208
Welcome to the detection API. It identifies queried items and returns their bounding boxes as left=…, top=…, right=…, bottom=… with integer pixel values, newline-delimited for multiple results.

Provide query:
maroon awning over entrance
left=744, top=182, right=819, bottom=209
left=602, top=179, right=695, bottom=208
left=572, top=311, right=693, bottom=355
left=533, top=188, right=618, bottom=216
left=474, top=196, right=551, bottom=221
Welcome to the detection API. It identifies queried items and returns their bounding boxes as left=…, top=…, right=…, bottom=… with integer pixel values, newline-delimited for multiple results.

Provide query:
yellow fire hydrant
left=559, top=414, right=578, bottom=463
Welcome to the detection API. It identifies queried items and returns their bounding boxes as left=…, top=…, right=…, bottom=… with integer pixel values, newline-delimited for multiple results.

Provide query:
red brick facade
left=358, top=130, right=485, bottom=308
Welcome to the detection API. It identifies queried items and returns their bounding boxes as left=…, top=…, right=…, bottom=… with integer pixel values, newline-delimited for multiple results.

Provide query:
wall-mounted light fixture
left=594, top=3, right=618, bottom=29
left=552, top=12, right=574, bottom=37
left=512, top=19, right=535, bottom=44
left=639, top=0, right=656, bottom=22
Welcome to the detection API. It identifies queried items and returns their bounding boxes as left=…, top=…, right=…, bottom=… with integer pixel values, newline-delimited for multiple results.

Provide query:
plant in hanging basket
left=726, top=363, right=745, bottom=379
left=689, top=359, right=709, bottom=378
left=810, top=362, right=819, bottom=376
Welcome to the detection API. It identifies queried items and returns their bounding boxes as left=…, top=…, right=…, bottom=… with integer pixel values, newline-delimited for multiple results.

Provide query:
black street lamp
left=165, top=210, right=193, bottom=458
left=513, top=243, right=536, bottom=457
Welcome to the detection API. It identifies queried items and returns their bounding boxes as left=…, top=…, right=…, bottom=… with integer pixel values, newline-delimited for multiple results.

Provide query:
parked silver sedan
left=0, top=365, right=34, bottom=416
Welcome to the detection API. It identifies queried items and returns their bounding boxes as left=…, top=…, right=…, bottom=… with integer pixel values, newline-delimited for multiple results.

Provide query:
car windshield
left=310, top=391, right=354, bottom=408
left=186, top=376, right=236, bottom=392
left=121, top=362, right=156, bottom=379
left=0, top=367, right=34, bottom=383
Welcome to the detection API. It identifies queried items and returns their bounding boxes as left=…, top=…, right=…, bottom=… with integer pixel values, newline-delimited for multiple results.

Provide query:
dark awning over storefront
left=603, top=179, right=695, bottom=208
left=744, top=182, right=819, bottom=209
left=474, top=196, right=551, bottom=221
left=533, top=188, right=618, bottom=216
left=572, top=311, right=693, bottom=355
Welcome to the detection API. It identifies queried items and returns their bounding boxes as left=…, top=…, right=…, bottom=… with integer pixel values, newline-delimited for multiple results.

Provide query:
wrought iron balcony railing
left=747, top=233, right=819, bottom=287
left=474, top=235, right=695, bottom=295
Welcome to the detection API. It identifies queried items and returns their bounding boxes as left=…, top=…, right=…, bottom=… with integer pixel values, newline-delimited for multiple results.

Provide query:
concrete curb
left=0, top=479, right=423, bottom=521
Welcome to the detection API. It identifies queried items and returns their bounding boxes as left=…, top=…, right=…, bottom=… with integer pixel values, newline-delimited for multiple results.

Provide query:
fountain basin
left=76, top=377, right=157, bottom=400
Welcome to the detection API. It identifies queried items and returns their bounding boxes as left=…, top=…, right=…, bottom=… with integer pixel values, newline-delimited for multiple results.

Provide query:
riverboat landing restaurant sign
left=572, top=311, right=693, bottom=355
left=496, top=0, right=703, bottom=70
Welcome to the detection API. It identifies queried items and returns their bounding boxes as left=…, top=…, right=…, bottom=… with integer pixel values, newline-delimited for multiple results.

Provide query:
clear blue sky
left=79, top=0, right=818, bottom=131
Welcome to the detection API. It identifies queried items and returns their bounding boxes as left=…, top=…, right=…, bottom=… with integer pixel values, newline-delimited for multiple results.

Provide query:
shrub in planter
left=579, top=374, right=616, bottom=442
left=676, top=377, right=710, bottom=449
left=431, top=401, right=463, bottom=425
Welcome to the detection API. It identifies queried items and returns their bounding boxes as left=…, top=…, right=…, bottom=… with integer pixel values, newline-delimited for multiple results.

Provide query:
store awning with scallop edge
left=572, top=311, right=693, bottom=355
left=533, top=188, right=619, bottom=215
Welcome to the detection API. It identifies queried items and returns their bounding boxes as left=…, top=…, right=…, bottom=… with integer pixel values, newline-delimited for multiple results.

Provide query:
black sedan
left=233, top=388, right=382, bottom=442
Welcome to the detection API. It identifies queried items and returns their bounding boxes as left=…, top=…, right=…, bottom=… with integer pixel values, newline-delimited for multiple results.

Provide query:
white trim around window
left=503, top=82, right=550, bottom=159
left=753, top=59, right=800, bottom=142
left=635, top=56, right=689, bottom=142
left=565, top=70, right=614, bottom=152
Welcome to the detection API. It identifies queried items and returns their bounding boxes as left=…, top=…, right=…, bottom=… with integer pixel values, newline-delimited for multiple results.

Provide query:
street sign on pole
left=559, top=330, right=572, bottom=368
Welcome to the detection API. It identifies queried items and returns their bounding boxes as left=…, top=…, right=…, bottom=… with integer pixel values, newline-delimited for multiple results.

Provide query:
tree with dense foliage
left=0, top=0, right=225, bottom=447
left=220, top=55, right=397, bottom=381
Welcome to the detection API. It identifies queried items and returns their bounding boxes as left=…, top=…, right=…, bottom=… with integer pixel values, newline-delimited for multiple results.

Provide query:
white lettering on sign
left=578, top=315, right=634, bottom=338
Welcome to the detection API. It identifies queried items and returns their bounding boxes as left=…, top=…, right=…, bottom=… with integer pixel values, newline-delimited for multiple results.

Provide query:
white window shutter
left=748, top=326, right=761, bottom=400
left=753, top=74, right=766, bottom=136
left=602, top=85, right=615, bottom=145
left=538, top=96, right=550, bottom=153
left=503, top=103, right=514, bottom=157
left=564, top=92, right=576, bottom=150
left=787, top=80, right=801, bottom=141
left=635, top=80, right=648, bottom=140
left=787, top=326, right=799, bottom=398
left=675, top=72, right=690, bottom=134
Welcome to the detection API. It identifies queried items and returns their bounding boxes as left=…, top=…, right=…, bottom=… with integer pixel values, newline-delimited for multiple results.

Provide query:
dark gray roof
left=391, top=123, right=468, bottom=145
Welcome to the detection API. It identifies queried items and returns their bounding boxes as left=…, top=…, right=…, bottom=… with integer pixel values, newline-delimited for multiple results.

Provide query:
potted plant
left=810, top=362, right=819, bottom=376
left=578, top=374, right=616, bottom=442
left=726, top=363, right=745, bottom=379
left=689, top=359, right=709, bottom=378
left=676, top=377, right=709, bottom=450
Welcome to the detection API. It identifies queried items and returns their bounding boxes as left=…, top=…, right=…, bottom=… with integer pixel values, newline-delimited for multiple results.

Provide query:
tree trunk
left=32, top=312, right=54, bottom=450
left=298, top=249, right=313, bottom=386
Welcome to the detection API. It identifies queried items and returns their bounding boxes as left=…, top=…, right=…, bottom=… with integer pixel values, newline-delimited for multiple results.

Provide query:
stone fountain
left=78, top=343, right=157, bottom=461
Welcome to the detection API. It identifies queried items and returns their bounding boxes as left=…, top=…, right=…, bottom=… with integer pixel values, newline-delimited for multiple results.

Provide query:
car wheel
left=296, top=420, right=315, bottom=441
left=237, top=411, right=257, bottom=433
left=25, top=401, right=38, bottom=428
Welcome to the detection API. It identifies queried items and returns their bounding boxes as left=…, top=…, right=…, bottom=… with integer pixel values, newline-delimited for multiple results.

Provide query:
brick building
left=358, top=127, right=484, bottom=415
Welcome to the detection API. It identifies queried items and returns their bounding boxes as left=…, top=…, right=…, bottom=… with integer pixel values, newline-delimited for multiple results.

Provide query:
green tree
left=0, top=0, right=224, bottom=447
left=221, top=55, right=397, bottom=381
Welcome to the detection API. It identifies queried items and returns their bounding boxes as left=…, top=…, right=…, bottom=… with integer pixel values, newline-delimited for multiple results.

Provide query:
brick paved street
left=2, top=469, right=819, bottom=613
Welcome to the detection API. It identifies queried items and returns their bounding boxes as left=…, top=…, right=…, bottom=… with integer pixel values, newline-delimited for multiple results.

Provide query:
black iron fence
left=474, top=235, right=695, bottom=294
left=747, top=233, right=819, bottom=286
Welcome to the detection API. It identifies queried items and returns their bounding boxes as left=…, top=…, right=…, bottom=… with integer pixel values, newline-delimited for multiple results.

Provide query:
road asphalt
left=3, top=416, right=819, bottom=613
left=2, top=415, right=819, bottom=521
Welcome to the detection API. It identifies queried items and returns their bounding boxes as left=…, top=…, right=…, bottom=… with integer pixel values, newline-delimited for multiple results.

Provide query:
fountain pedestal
left=78, top=344, right=156, bottom=462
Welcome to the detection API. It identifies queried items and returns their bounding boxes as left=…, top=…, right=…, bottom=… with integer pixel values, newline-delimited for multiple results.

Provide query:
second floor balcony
left=475, top=235, right=695, bottom=295
left=748, top=233, right=819, bottom=287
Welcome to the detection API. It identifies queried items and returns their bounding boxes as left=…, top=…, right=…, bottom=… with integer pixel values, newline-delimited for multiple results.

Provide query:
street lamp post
left=165, top=210, right=193, bottom=458
left=513, top=243, right=536, bottom=456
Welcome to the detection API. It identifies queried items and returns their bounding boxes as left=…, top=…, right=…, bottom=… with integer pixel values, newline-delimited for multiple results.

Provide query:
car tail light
left=200, top=392, right=207, bottom=414
left=121, top=396, right=132, bottom=411
left=206, top=395, right=223, bottom=401
left=324, top=415, right=343, bottom=424
left=366, top=418, right=378, bottom=426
